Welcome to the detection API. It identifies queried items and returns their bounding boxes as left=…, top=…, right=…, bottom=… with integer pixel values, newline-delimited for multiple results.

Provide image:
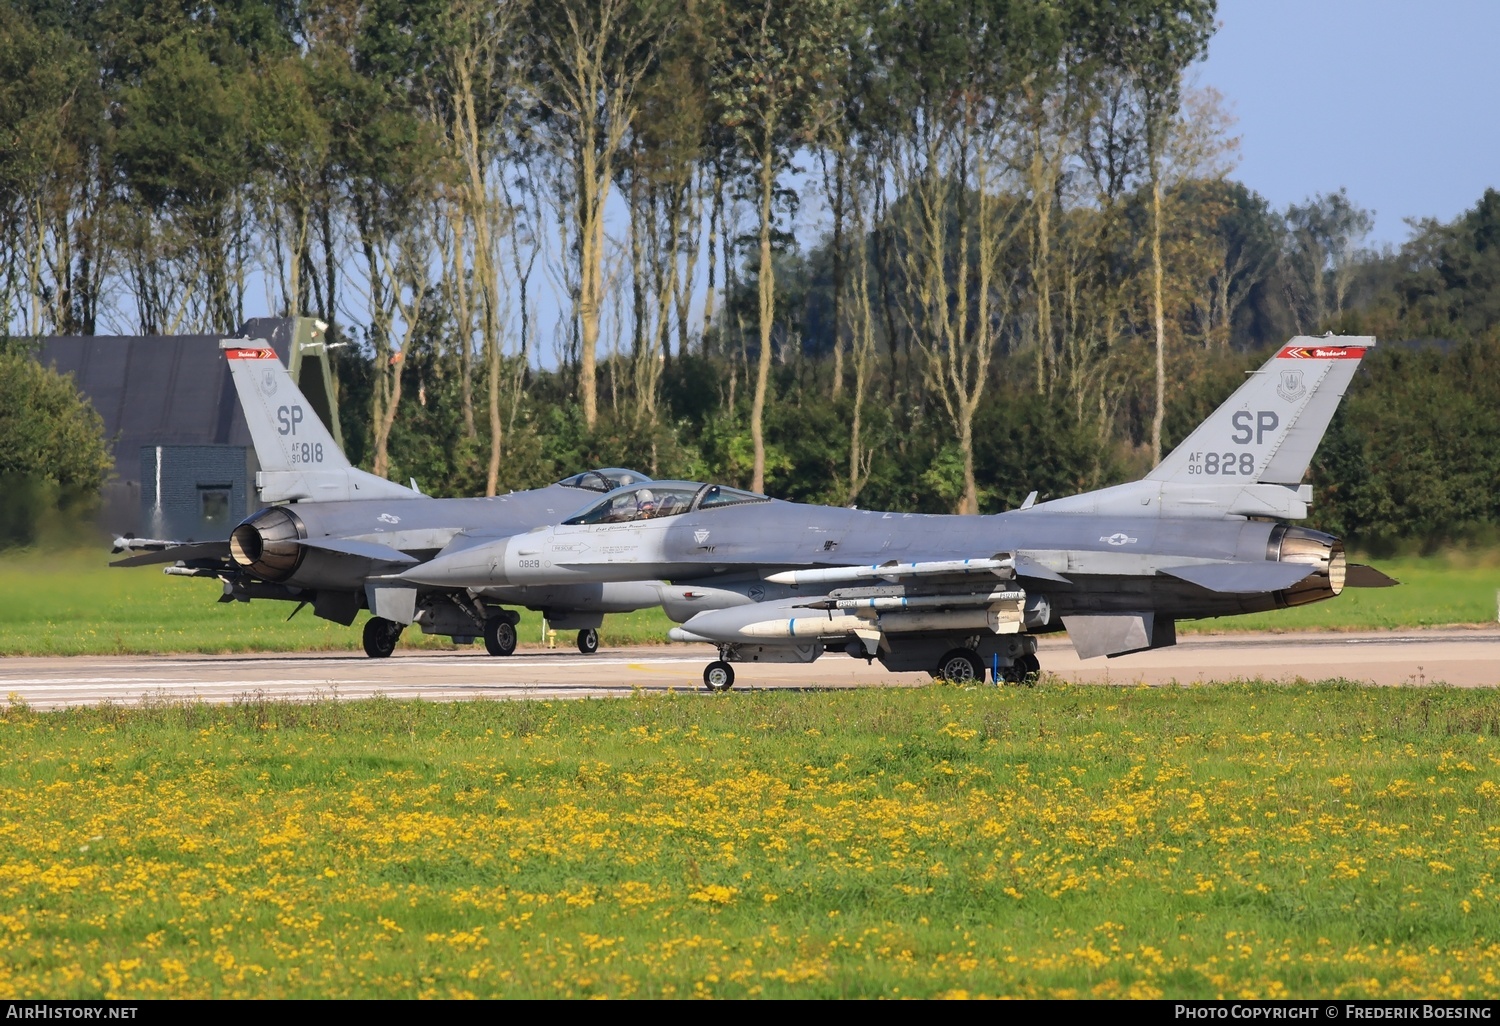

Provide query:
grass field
left=0, top=547, right=1497, bottom=657
left=0, top=548, right=670, bottom=656
left=1, top=684, right=1498, bottom=998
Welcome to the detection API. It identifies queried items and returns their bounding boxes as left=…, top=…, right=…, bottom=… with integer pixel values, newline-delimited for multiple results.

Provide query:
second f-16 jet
left=114, top=340, right=660, bottom=658
left=402, top=336, right=1396, bottom=688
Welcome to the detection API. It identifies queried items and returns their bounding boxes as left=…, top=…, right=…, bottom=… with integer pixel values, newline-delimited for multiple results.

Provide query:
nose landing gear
left=703, top=660, right=735, bottom=692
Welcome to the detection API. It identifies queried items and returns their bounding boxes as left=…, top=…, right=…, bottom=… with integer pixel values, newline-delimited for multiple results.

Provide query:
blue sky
left=1195, top=0, right=1500, bottom=247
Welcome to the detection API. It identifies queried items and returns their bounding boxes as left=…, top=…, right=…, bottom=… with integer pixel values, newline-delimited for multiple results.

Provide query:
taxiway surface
left=2, top=629, right=1497, bottom=710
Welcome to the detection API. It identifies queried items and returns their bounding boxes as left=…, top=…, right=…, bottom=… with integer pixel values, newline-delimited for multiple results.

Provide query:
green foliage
left=7, top=0, right=1500, bottom=551
left=1399, top=188, right=1500, bottom=338
left=1311, top=340, right=1500, bottom=545
left=0, top=352, right=112, bottom=548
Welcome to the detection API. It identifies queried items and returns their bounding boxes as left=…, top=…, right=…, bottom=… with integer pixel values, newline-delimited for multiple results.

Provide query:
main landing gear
left=577, top=628, right=600, bottom=655
left=363, top=616, right=403, bottom=659
left=484, top=616, right=518, bottom=657
left=934, top=647, right=1040, bottom=685
left=936, top=647, right=983, bottom=682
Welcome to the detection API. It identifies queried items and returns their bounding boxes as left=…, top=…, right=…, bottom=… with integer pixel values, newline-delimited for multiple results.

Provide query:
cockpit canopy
left=555, top=468, right=652, bottom=493
left=563, top=481, right=769, bottom=525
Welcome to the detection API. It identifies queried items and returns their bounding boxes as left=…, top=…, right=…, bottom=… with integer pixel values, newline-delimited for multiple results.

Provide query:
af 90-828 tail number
left=1187, top=410, right=1279, bottom=475
left=1188, top=451, right=1256, bottom=475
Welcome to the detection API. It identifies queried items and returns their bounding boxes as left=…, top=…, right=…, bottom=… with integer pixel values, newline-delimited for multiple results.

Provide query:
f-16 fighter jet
left=402, top=336, right=1396, bottom=688
left=113, top=339, right=660, bottom=658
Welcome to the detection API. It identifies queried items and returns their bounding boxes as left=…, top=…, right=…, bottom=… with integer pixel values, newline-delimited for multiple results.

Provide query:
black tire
left=576, top=628, right=600, bottom=655
left=362, top=616, right=402, bottom=659
left=484, top=617, right=518, bottom=657
left=703, top=660, right=735, bottom=692
left=934, top=647, right=982, bottom=682
left=998, top=653, right=1042, bottom=686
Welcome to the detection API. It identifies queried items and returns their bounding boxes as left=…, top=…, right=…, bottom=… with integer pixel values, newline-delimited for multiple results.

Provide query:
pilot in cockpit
left=633, top=489, right=658, bottom=520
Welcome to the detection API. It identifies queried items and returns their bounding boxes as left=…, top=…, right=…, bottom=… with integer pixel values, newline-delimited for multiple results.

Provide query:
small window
left=200, top=487, right=232, bottom=525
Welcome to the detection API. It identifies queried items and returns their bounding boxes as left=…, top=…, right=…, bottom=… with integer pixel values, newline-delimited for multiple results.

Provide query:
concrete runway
left=2, top=628, right=1498, bottom=710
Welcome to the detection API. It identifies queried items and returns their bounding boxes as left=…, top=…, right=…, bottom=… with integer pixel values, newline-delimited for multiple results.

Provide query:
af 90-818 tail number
left=276, top=403, right=324, bottom=464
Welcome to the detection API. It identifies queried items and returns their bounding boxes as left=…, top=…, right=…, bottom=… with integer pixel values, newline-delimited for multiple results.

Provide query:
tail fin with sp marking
left=222, top=339, right=415, bottom=503
left=1025, top=336, right=1374, bottom=519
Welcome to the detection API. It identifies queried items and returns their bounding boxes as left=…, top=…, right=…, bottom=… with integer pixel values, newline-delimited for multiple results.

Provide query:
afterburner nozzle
left=230, top=506, right=305, bottom=581
left=399, top=538, right=510, bottom=587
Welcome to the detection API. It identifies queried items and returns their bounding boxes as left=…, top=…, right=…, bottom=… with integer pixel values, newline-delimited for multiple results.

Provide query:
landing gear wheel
left=484, top=617, right=518, bottom=657
left=998, top=653, right=1041, bottom=685
left=576, top=628, right=600, bottom=655
left=362, top=616, right=402, bottom=659
left=703, top=661, right=735, bottom=692
left=935, top=647, right=983, bottom=683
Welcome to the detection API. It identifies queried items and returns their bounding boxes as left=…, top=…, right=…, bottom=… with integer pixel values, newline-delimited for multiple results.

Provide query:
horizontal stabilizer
left=110, top=541, right=231, bottom=568
left=297, top=537, right=418, bottom=564
left=1346, top=563, right=1400, bottom=588
left=1159, top=561, right=1316, bottom=594
left=764, top=555, right=1012, bottom=586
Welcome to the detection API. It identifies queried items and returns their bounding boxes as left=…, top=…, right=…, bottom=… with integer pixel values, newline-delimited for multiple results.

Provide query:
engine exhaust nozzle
left=230, top=506, right=306, bottom=582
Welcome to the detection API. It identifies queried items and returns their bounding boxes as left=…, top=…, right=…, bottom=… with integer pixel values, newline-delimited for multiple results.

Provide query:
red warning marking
left=223, top=348, right=277, bottom=360
left=1275, top=345, right=1367, bottom=360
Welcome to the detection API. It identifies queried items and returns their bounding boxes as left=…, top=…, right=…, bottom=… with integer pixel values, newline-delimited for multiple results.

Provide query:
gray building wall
left=138, top=445, right=250, bottom=542
left=36, top=317, right=343, bottom=538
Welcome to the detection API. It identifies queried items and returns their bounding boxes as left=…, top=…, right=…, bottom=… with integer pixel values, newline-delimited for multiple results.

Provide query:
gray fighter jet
left=113, top=340, right=661, bottom=657
left=403, top=336, right=1396, bottom=688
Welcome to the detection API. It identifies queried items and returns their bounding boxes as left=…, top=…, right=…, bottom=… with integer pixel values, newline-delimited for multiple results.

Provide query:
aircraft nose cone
left=401, top=538, right=509, bottom=587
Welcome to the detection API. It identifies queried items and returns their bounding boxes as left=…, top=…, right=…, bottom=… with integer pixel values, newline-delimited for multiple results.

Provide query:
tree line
left=3, top=0, right=1499, bottom=548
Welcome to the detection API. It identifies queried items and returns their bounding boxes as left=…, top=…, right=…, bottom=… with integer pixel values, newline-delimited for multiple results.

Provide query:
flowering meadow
left=1, top=683, right=1499, bottom=998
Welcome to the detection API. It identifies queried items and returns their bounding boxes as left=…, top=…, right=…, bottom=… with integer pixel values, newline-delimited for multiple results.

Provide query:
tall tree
left=528, top=0, right=672, bottom=429
left=1282, top=187, right=1373, bottom=333
left=712, top=0, right=851, bottom=492
left=872, top=0, right=1025, bottom=513
left=1111, top=0, right=1216, bottom=464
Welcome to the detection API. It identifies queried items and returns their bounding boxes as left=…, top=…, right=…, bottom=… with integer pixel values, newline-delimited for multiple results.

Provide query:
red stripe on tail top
left=1275, top=345, right=1367, bottom=359
left=223, top=347, right=277, bottom=360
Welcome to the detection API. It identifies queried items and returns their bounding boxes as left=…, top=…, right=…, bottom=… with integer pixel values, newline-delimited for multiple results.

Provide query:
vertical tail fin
left=222, top=340, right=415, bottom=503
left=1025, top=335, right=1373, bottom=519
left=1148, top=336, right=1374, bottom=486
